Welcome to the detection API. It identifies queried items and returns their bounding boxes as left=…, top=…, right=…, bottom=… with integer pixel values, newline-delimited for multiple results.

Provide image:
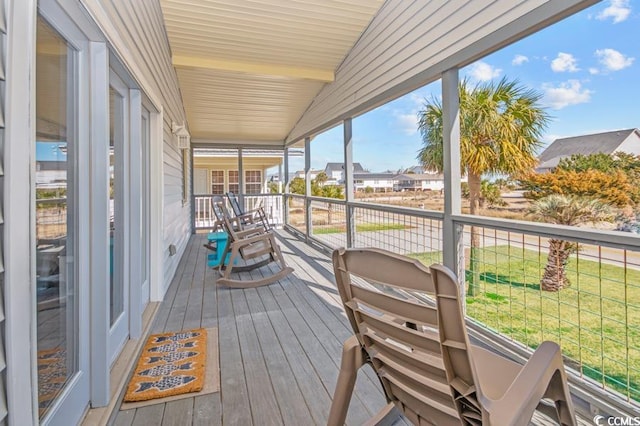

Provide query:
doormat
left=123, top=328, right=208, bottom=403
left=38, top=347, right=67, bottom=416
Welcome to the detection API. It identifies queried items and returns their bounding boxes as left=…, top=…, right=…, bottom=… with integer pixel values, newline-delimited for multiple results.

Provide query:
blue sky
left=294, top=0, right=639, bottom=173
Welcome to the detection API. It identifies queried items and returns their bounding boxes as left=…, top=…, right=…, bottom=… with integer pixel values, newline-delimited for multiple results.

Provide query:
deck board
left=113, top=231, right=587, bottom=425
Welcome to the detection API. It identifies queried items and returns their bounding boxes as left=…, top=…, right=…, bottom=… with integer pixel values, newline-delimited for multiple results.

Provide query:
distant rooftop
left=538, top=128, right=640, bottom=164
left=324, top=162, right=365, bottom=173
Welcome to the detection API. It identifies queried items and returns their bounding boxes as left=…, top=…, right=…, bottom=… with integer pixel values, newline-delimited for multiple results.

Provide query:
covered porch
left=109, top=232, right=594, bottom=425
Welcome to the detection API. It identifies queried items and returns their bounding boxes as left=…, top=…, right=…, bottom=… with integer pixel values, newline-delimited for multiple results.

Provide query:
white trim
left=149, top=107, right=165, bottom=301
left=128, top=88, right=142, bottom=339
left=4, top=0, right=38, bottom=423
left=88, top=40, right=110, bottom=407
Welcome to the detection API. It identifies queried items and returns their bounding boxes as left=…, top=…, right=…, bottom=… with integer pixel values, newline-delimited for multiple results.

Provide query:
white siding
left=81, top=0, right=190, bottom=293
left=0, top=0, right=7, bottom=422
left=287, top=0, right=598, bottom=143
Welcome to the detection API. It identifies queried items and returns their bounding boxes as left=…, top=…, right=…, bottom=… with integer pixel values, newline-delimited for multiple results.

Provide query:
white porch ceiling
left=160, top=0, right=384, bottom=144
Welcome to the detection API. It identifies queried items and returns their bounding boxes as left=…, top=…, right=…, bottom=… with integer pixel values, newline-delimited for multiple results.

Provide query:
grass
left=312, top=223, right=409, bottom=235
left=409, top=246, right=640, bottom=402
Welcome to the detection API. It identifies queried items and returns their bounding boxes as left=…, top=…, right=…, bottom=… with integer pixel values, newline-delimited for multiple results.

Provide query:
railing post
left=190, top=147, right=196, bottom=234
left=442, top=68, right=465, bottom=301
left=344, top=118, right=355, bottom=248
left=284, top=147, right=290, bottom=226
left=238, top=147, right=245, bottom=209
left=304, top=137, right=312, bottom=241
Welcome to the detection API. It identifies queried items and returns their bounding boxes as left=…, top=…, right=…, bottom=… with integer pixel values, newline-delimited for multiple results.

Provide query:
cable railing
left=282, top=194, right=640, bottom=415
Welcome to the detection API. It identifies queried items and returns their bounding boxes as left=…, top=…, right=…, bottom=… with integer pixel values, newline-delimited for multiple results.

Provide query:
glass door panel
left=35, top=17, right=78, bottom=419
left=108, top=72, right=129, bottom=362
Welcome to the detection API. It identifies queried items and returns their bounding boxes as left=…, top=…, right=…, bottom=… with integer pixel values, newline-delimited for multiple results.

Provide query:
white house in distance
left=354, top=172, right=396, bottom=192
left=537, top=128, right=640, bottom=172
left=324, top=162, right=365, bottom=184
left=393, top=172, right=447, bottom=192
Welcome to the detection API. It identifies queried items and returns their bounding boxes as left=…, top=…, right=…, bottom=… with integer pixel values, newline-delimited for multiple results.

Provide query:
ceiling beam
left=172, top=55, right=334, bottom=82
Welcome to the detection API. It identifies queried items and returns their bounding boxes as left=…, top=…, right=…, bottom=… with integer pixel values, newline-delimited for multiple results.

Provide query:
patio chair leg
left=327, top=335, right=366, bottom=426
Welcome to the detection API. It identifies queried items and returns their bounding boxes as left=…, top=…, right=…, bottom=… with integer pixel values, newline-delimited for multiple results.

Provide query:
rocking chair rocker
left=210, top=196, right=293, bottom=288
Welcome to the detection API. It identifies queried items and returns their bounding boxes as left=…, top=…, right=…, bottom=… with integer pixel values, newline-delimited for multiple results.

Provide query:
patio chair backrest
left=332, top=247, right=461, bottom=425
left=226, top=191, right=243, bottom=217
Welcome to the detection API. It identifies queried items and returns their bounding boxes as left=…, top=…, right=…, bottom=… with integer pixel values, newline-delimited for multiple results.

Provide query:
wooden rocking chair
left=210, top=196, right=293, bottom=288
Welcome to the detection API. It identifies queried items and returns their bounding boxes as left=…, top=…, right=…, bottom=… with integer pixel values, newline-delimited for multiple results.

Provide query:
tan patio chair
left=210, top=196, right=293, bottom=288
left=329, top=247, right=577, bottom=426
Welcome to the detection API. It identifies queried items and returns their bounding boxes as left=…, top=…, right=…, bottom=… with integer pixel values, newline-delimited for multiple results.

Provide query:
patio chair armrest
left=490, top=341, right=572, bottom=426
left=235, top=227, right=265, bottom=238
left=235, top=230, right=275, bottom=246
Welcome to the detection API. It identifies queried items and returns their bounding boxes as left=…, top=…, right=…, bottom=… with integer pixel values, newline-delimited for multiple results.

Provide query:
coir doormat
left=124, top=328, right=207, bottom=403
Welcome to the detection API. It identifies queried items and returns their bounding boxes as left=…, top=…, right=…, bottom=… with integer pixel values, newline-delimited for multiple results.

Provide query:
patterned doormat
left=124, top=328, right=208, bottom=402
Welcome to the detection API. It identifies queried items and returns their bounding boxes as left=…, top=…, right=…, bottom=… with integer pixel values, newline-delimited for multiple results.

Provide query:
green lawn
left=410, top=246, right=640, bottom=402
left=312, top=223, right=409, bottom=235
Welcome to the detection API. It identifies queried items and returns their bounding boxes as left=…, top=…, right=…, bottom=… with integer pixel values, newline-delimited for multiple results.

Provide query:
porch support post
left=304, top=137, right=312, bottom=241
left=190, top=146, right=195, bottom=234
left=238, top=147, right=244, bottom=208
left=442, top=68, right=464, bottom=295
left=343, top=118, right=355, bottom=248
left=284, top=147, right=290, bottom=225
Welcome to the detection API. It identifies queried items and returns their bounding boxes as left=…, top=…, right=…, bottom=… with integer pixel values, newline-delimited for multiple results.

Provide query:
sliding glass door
left=35, top=14, right=89, bottom=425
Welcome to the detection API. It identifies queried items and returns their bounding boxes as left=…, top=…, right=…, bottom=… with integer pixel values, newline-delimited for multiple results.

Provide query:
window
left=245, top=170, right=262, bottom=194
left=228, top=170, right=239, bottom=194
left=211, top=170, right=224, bottom=194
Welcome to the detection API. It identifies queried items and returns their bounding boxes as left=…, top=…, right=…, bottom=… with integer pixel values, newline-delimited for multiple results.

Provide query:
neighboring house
left=354, top=172, right=395, bottom=192
left=193, top=148, right=303, bottom=195
left=324, top=162, right=365, bottom=184
left=393, top=173, right=446, bottom=192
left=537, top=128, right=640, bottom=172
left=36, top=161, right=67, bottom=189
left=294, top=169, right=322, bottom=180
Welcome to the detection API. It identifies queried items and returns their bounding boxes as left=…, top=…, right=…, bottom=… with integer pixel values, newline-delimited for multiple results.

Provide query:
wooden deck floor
left=114, top=231, right=395, bottom=426
left=113, top=231, right=589, bottom=426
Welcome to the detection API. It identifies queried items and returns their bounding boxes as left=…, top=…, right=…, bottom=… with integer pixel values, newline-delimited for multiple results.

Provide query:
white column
left=441, top=68, right=464, bottom=292
left=283, top=148, right=289, bottom=225
left=304, top=137, right=312, bottom=240
left=238, top=147, right=244, bottom=208
left=343, top=118, right=355, bottom=247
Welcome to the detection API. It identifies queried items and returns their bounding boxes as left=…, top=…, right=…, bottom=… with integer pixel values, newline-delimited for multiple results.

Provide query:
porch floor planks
left=111, top=230, right=594, bottom=426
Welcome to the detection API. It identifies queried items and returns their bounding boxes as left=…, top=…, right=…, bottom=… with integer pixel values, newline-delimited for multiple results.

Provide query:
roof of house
left=538, top=128, right=639, bottom=164
left=394, top=173, right=444, bottom=180
left=324, top=162, right=365, bottom=173
left=354, top=172, right=395, bottom=180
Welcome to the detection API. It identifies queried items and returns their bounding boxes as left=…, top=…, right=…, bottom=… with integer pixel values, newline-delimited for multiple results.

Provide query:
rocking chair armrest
left=234, top=230, right=275, bottom=246
left=235, top=227, right=265, bottom=238
left=489, top=341, right=572, bottom=426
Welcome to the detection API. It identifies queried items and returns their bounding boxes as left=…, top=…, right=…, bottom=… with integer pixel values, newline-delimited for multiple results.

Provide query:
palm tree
left=418, top=77, right=550, bottom=295
left=529, top=195, right=614, bottom=291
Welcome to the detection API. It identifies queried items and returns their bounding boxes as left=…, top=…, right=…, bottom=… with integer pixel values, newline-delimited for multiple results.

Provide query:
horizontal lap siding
left=82, top=0, right=190, bottom=291
left=0, top=0, right=7, bottom=422
left=287, top=0, right=597, bottom=143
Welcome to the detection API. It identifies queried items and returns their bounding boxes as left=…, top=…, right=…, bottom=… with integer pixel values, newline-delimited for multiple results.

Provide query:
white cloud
left=467, top=61, right=502, bottom=81
left=588, top=67, right=600, bottom=75
left=543, top=80, right=593, bottom=109
left=596, top=0, right=631, bottom=23
left=551, top=52, right=580, bottom=72
left=512, top=54, right=529, bottom=66
left=595, top=48, right=634, bottom=71
left=395, top=112, right=420, bottom=136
